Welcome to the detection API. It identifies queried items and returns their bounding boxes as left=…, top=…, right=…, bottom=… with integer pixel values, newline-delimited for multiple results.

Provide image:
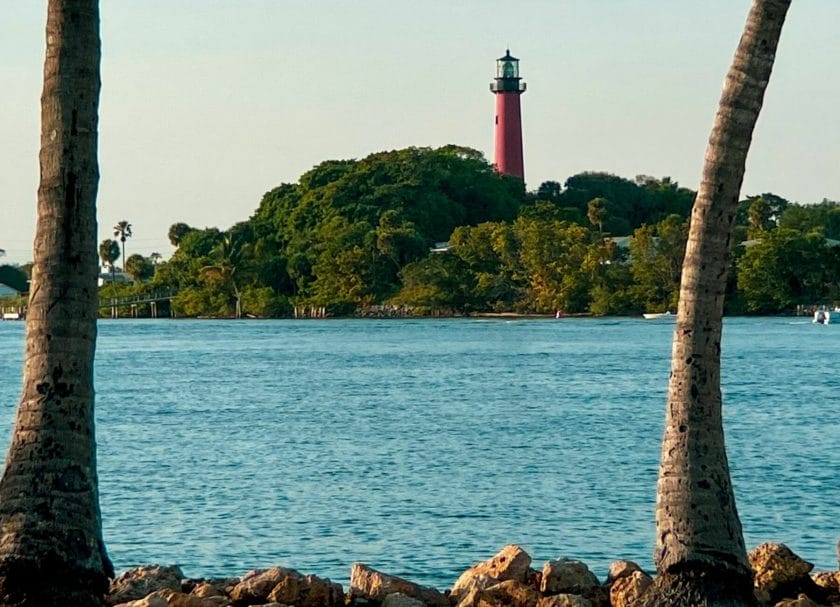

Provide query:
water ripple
left=0, top=317, right=837, bottom=587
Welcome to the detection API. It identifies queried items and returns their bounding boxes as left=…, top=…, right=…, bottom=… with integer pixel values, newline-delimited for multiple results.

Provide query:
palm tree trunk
left=642, top=2, right=791, bottom=606
left=0, top=2, right=112, bottom=606
left=231, top=267, right=241, bottom=319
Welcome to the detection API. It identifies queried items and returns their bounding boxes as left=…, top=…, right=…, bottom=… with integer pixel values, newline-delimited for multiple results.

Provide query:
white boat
left=813, top=309, right=831, bottom=325
left=2, top=312, right=22, bottom=321
left=643, top=311, right=673, bottom=320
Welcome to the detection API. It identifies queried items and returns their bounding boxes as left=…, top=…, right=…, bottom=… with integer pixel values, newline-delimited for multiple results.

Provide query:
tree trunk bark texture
left=645, top=1, right=791, bottom=606
left=0, top=1, right=112, bottom=606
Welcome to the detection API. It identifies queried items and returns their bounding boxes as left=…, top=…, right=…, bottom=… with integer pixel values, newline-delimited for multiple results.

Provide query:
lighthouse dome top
left=497, top=49, right=519, bottom=62
left=496, top=49, right=520, bottom=79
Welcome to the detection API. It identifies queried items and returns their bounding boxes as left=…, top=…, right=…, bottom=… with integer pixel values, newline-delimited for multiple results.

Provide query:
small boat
left=813, top=309, right=831, bottom=325
left=643, top=311, right=673, bottom=320
left=2, top=312, right=22, bottom=321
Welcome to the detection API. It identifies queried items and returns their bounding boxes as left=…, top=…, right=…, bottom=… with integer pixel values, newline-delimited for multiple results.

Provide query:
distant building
left=98, top=271, right=133, bottom=286
left=608, top=236, right=633, bottom=251
left=740, top=237, right=840, bottom=248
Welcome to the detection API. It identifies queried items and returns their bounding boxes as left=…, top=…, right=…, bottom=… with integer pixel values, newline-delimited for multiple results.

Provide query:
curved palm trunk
left=643, top=2, right=791, bottom=606
left=0, top=2, right=112, bottom=606
left=233, top=280, right=242, bottom=318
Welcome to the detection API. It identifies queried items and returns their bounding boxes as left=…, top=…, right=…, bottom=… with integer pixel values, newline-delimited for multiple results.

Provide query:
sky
left=1, top=1, right=839, bottom=265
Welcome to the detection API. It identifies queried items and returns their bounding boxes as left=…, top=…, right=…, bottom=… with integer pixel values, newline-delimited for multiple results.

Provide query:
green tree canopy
left=247, top=145, right=523, bottom=308
left=144, top=143, right=840, bottom=317
left=393, top=253, right=476, bottom=313
left=168, top=222, right=196, bottom=247
left=124, top=254, right=154, bottom=283
left=737, top=229, right=840, bottom=313
left=113, top=219, right=132, bottom=263
left=628, top=214, right=688, bottom=312
left=778, top=199, right=840, bottom=239
left=0, top=265, right=29, bottom=293
left=98, top=239, right=120, bottom=271
left=529, top=172, right=696, bottom=237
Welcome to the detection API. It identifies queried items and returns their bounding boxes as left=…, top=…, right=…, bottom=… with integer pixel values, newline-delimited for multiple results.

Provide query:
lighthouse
left=490, top=49, right=526, bottom=179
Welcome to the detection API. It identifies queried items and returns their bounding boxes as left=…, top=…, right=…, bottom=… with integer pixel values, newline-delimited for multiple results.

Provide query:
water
left=0, top=317, right=837, bottom=587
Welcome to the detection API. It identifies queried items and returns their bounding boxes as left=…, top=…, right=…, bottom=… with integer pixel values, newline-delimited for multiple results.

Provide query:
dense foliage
left=154, top=146, right=527, bottom=316
left=47, top=145, right=837, bottom=318
left=0, top=265, right=29, bottom=293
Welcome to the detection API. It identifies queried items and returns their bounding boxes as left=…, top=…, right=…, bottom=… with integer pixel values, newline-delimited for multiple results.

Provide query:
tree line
left=93, top=148, right=840, bottom=318
left=7, top=150, right=837, bottom=319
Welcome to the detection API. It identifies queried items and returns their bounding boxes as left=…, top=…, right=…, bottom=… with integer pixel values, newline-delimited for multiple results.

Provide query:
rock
left=190, top=582, right=227, bottom=598
left=750, top=543, right=813, bottom=589
left=540, top=559, right=599, bottom=595
left=749, top=543, right=818, bottom=603
left=455, top=580, right=539, bottom=607
left=451, top=546, right=532, bottom=602
left=108, top=565, right=185, bottom=605
left=483, top=580, right=540, bottom=607
left=112, top=594, right=169, bottom=607
left=537, top=595, right=592, bottom=607
left=527, top=569, right=542, bottom=591
left=753, top=588, right=770, bottom=606
left=755, top=587, right=772, bottom=605
left=112, top=598, right=167, bottom=607
left=381, top=592, right=427, bottom=607
left=162, top=591, right=226, bottom=607
left=184, top=578, right=237, bottom=597
left=811, top=571, right=840, bottom=604
left=113, top=589, right=222, bottom=607
left=451, top=574, right=498, bottom=601
left=773, top=594, right=822, bottom=607
left=267, top=572, right=343, bottom=607
left=605, top=561, right=643, bottom=585
left=229, top=567, right=298, bottom=606
left=350, top=563, right=448, bottom=607
left=609, top=570, right=652, bottom=607
left=454, top=586, right=484, bottom=607
left=228, top=566, right=342, bottom=607
left=812, top=571, right=840, bottom=592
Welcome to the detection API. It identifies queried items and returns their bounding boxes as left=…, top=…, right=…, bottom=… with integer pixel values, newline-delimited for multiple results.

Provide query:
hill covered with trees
left=86, top=145, right=840, bottom=318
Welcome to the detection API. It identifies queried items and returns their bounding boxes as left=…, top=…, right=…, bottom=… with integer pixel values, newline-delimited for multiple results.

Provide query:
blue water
left=0, top=317, right=837, bottom=587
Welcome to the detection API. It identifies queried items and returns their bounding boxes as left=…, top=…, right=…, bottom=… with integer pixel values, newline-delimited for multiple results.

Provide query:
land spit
left=106, top=542, right=840, bottom=607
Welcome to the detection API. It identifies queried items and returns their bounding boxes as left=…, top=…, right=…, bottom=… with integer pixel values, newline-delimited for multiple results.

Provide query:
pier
left=99, top=288, right=178, bottom=318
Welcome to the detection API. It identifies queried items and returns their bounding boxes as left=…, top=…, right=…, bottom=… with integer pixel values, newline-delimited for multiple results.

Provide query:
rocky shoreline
left=106, top=543, right=840, bottom=607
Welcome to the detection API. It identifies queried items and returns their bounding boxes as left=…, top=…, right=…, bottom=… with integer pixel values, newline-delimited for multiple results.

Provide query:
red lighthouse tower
left=490, top=49, right=526, bottom=179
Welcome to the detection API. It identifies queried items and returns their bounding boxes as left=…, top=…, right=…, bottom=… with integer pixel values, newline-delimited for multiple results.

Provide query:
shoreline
left=105, top=543, right=840, bottom=607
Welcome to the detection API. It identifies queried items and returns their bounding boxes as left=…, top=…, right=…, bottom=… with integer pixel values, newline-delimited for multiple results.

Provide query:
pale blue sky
left=2, top=2, right=838, bottom=264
